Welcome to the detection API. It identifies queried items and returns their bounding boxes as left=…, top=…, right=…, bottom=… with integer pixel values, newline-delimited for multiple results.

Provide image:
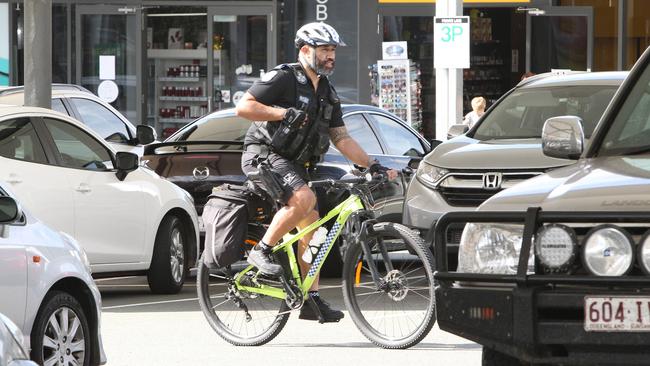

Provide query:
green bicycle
left=197, top=173, right=436, bottom=349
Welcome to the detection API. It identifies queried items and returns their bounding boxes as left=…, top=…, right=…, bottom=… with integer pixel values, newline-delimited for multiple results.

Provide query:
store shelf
left=159, top=118, right=195, bottom=124
left=148, top=49, right=224, bottom=60
left=159, top=96, right=208, bottom=102
left=158, top=77, right=202, bottom=82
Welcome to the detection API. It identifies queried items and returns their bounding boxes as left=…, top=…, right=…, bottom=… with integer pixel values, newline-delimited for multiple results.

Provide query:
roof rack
left=0, top=83, right=92, bottom=96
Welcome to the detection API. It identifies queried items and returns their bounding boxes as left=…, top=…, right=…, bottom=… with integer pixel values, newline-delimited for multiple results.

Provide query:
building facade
left=1, top=0, right=647, bottom=138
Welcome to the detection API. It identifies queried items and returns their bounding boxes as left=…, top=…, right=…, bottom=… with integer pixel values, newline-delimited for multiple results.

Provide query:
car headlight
left=458, top=223, right=533, bottom=274
left=535, top=224, right=577, bottom=271
left=415, top=162, right=448, bottom=188
left=582, top=225, right=633, bottom=276
left=0, top=313, right=30, bottom=360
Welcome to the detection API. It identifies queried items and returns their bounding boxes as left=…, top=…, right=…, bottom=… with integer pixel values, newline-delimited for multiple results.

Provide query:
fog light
left=638, top=231, right=650, bottom=274
left=535, top=224, right=576, bottom=271
left=582, top=225, right=633, bottom=276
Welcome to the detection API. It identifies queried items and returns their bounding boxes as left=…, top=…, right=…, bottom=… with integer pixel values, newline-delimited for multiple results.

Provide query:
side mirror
left=136, top=125, right=157, bottom=145
left=0, top=196, right=21, bottom=224
left=542, top=116, right=584, bottom=160
left=447, top=124, right=469, bottom=139
left=115, top=152, right=139, bottom=181
left=425, top=138, right=442, bottom=153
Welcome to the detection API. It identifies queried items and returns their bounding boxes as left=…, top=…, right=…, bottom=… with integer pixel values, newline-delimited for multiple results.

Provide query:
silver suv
left=403, top=71, right=627, bottom=251
left=434, top=47, right=650, bottom=365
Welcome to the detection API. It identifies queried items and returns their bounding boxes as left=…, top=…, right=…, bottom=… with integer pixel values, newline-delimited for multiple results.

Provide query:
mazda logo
left=193, top=167, right=210, bottom=180
left=482, top=172, right=503, bottom=190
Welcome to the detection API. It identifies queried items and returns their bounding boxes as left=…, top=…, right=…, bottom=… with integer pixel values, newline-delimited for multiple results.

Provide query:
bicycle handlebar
left=308, top=172, right=389, bottom=188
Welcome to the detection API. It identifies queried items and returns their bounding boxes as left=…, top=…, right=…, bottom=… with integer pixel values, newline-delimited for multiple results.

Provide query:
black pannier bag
left=202, top=183, right=273, bottom=268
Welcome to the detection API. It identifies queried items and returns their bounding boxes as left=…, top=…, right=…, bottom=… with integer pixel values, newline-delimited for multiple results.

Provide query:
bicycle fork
left=358, top=221, right=394, bottom=291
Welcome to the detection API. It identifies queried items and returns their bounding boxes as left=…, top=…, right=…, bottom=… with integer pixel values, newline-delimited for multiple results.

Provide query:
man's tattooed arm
left=329, top=126, right=350, bottom=144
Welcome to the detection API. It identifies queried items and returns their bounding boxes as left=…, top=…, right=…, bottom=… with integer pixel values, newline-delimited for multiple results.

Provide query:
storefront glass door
left=527, top=7, right=593, bottom=73
left=76, top=6, right=142, bottom=124
left=208, top=5, right=275, bottom=111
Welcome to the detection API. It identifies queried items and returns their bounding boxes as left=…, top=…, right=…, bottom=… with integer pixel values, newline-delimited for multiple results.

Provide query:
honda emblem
left=482, top=172, right=503, bottom=190
left=193, top=167, right=210, bottom=181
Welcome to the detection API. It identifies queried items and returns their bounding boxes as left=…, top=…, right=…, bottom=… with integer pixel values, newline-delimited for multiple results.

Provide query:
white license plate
left=584, top=296, right=650, bottom=332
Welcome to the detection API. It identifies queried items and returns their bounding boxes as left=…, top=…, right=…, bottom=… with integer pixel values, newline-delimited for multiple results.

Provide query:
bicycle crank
left=279, top=277, right=304, bottom=310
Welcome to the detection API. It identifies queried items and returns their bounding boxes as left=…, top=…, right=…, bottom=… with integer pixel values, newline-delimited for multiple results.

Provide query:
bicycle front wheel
left=342, top=222, right=436, bottom=349
left=197, top=257, right=289, bottom=346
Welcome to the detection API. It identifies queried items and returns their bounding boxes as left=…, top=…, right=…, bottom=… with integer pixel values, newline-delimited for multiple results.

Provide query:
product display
left=147, top=48, right=229, bottom=137
left=376, top=59, right=422, bottom=130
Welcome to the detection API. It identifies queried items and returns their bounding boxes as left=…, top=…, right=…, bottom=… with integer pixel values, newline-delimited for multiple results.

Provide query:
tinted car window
left=70, top=98, right=131, bottom=143
left=0, top=118, right=48, bottom=163
left=472, top=86, right=618, bottom=141
left=599, top=67, right=650, bottom=156
left=343, top=114, right=382, bottom=154
left=43, top=118, right=113, bottom=170
left=369, top=113, right=424, bottom=157
left=170, top=115, right=250, bottom=151
left=51, top=98, right=69, bottom=115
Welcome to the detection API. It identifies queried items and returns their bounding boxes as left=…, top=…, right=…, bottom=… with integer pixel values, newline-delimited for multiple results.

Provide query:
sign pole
left=434, top=0, right=464, bottom=140
left=24, top=0, right=52, bottom=108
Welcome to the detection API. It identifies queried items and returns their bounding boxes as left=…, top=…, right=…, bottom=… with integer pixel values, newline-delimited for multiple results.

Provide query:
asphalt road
left=97, top=276, right=481, bottom=366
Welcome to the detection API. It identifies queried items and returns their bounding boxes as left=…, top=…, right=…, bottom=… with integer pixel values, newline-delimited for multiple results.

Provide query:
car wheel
left=31, top=291, right=91, bottom=366
left=148, top=215, right=188, bottom=294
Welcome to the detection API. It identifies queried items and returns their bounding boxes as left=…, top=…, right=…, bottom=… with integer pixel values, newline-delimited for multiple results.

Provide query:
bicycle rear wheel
left=197, top=260, right=289, bottom=346
left=197, top=225, right=289, bottom=346
left=342, top=222, right=436, bottom=349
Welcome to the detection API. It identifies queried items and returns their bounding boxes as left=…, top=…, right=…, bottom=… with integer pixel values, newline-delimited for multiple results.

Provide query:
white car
left=0, top=183, right=106, bottom=365
left=0, top=84, right=156, bottom=155
left=0, top=105, right=200, bottom=294
left=0, top=313, right=37, bottom=366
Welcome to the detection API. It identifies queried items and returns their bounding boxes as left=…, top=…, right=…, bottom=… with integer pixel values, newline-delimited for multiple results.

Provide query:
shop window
left=625, top=0, right=650, bottom=69
left=558, top=0, right=618, bottom=71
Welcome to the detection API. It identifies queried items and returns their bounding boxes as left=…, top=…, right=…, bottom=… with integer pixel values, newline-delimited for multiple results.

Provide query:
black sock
left=308, top=291, right=319, bottom=298
left=256, top=241, right=272, bottom=253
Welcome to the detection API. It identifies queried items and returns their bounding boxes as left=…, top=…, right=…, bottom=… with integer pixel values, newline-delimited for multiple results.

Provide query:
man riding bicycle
left=236, top=22, right=397, bottom=323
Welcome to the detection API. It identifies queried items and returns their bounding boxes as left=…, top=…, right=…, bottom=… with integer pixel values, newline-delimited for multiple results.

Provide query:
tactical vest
left=255, top=63, right=338, bottom=165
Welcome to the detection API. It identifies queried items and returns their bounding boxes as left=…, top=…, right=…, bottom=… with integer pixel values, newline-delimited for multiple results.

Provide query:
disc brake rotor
left=384, top=269, right=408, bottom=301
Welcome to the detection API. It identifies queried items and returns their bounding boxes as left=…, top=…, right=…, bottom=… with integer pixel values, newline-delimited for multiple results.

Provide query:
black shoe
left=299, top=295, right=344, bottom=322
left=247, top=247, right=282, bottom=276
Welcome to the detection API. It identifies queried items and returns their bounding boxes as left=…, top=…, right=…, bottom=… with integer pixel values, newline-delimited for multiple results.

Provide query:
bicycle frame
left=233, top=192, right=365, bottom=300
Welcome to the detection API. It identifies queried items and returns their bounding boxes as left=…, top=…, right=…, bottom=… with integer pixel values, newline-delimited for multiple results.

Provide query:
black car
left=143, top=104, right=432, bottom=273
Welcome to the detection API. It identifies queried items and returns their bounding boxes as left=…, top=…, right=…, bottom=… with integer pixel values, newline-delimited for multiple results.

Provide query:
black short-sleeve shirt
left=244, top=63, right=344, bottom=146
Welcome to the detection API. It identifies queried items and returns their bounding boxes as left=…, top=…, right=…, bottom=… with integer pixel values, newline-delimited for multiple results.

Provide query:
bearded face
left=300, top=45, right=336, bottom=76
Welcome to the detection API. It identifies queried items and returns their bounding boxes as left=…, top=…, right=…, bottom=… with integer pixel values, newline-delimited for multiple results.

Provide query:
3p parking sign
left=434, top=16, right=470, bottom=69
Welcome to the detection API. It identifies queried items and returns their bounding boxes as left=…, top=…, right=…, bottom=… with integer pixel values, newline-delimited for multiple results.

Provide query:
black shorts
left=241, top=150, right=310, bottom=196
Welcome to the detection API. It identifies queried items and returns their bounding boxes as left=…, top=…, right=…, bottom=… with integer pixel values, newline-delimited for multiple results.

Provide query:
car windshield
left=471, top=85, right=618, bottom=141
left=167, top=114, right=251, bottom=151
left=598, top=65, right=650, bottom=157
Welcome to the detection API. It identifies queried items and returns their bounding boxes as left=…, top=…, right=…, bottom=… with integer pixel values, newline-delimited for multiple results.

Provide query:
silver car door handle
left=75, top=184, right=92, bottom=193
left=6, top=174, right=22, bottom=184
